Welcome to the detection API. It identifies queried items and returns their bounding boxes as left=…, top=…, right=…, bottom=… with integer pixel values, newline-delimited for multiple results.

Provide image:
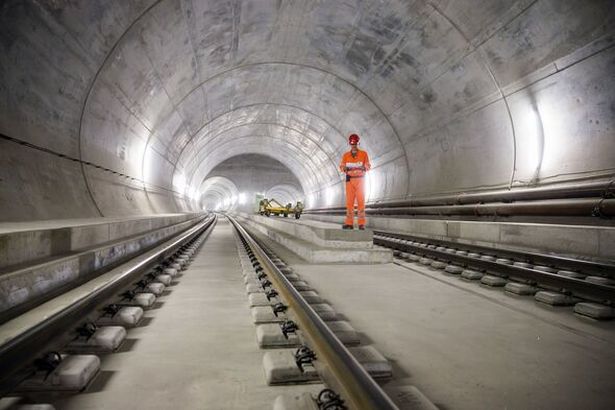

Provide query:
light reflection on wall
left=325, top=185, right=337, bottom=206
left=366, top=171, right=379, bottom=202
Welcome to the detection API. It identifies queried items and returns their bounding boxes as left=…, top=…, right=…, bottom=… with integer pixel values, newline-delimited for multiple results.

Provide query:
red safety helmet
left=348, top=133, right=360, bottom=145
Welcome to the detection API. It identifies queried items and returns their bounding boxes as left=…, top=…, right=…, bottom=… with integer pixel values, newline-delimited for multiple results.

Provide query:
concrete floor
left=49, top=218, right=321, bottom=409
left=293, top=262, right=615, bottom=410
left=245, top=228, right=615, bottom=410
left=12, top=218, right=614, bottom=409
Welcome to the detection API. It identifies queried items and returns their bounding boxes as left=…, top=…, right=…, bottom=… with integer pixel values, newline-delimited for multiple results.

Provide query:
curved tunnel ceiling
left=1, top=0, right=613, bottom=220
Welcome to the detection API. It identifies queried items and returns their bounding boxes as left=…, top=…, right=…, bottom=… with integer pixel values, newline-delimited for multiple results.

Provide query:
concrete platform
left=234, top=213, right=392, bottom=263
left=239, top=213, right=375, bottom=248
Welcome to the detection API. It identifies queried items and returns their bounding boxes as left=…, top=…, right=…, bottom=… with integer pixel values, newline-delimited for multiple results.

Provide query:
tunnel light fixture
left=238, top=193, right=247, bottom=205
left=366, top=171, right=379, bottom=202
left=536, top=102, right=559, bottom=176
left=307, top=193, right=316, bottom=207
left=173, top=173, right=187, bottom=193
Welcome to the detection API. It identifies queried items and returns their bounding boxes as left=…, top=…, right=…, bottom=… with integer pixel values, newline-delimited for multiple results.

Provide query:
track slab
left=51, top=218, right=321, bottom=409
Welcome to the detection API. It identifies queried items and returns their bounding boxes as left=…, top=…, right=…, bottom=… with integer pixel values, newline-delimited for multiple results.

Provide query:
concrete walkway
left=51, top=218, right=320, bottom=409
left=293, top=260, right=615, bottom=410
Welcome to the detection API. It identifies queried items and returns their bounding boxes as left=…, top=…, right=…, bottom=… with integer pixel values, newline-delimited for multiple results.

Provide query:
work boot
left=342, top=224, right=353, bottom=230
left=358, top=225, right=365, bottom=230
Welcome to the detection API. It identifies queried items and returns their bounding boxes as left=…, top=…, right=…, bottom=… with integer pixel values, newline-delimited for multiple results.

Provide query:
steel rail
left=374, top=231, right=615, bottom=278
left=0, top=215, right=217, bottom=394
left=374, top=234, right=615, bottom=303
left=228, top=215, right=398, bottom=410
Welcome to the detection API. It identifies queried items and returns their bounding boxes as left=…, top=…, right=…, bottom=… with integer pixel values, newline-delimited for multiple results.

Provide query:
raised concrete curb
left=234, top=214, right=392, bottom=263
left=0, top=214, right=205, bottom=319
left=303, top=214, right=615, bottom=262
left=0, top=213, right=202, bottom=269
left=242, top=213, right=374, bottom=248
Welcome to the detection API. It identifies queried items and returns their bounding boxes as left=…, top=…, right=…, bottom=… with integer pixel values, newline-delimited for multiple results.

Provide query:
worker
left=339, top=133, right=371, bottom=230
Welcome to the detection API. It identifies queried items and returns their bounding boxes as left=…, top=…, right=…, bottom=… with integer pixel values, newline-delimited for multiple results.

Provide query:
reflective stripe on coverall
left=339, top=149, right=371, bottom=226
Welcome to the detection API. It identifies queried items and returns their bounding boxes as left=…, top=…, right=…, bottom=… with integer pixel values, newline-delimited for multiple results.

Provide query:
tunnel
left=0, top=1, right=614, bottom=409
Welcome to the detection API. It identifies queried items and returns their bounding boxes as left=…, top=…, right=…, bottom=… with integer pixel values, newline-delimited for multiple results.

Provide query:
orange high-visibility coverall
left=339, top=149, right=371, bottom=226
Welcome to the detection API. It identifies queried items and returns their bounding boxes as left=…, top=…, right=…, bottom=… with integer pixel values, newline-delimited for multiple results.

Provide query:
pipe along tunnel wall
left=0, top=1, right=614, bottom=221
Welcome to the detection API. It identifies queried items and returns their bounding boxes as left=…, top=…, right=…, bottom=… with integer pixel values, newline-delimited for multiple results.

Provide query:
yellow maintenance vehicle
left=258, top=198, right=303, bottom=219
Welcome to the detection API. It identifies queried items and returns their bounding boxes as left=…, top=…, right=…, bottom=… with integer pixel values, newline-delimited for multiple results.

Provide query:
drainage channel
left=228, top=215, right=436, bottom=410
left=374, top=231, right=615, bottom=321
left=0, top=215, right=217, bottom=409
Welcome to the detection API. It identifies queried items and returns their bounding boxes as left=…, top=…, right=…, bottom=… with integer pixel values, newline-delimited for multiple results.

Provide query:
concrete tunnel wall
left=0, top=1, right=614, bottom=222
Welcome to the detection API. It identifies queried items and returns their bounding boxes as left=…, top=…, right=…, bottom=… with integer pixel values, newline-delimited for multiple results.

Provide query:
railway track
left=228, top=215, right=433, bottom=410
left=7, top=213, right=609, bottom=408
left=0, top=215, right=217, bottom=404
left=373, top=231, right=615, bottom=320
